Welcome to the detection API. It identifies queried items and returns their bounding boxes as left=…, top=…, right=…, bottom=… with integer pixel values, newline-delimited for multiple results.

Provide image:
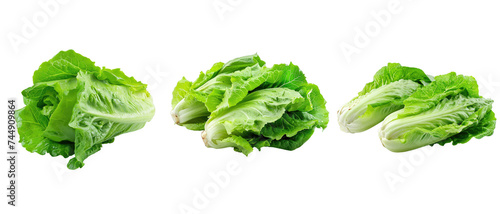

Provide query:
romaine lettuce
left=172, top=55, right=329, bottom=154
left=338, top=63, right=432, bottom=133
left=16, top=50, right=155, bottom=169
left=379, top=72, right=496, bottom=152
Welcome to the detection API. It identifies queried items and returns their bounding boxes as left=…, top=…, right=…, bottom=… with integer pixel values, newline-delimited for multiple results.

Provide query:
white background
left=1, top=0, right=500, bottom=213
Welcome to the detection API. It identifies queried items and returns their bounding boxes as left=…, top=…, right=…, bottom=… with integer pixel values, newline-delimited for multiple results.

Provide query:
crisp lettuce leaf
left=41, top=79, right=79, bottom=142
left=191, top=54, right=265, bottom=90
left=94, top=67, right=147, bottom=92
left=202, top=88, right=304, bottom=155
left=67, top=72, right=155, bottom=169
left=260, top=111, right=318, bottom=140
left=195, top=64, right=272, bottom=112
left=33, top=50, right=100, bottom=83
left=256, top=63, right=307, bottom=90
left=358, top=63, right=431, bottom=96
left=261, top=83, right=329, bottom=141
left=265, top=128, right=315, bottom=151
left=15, top=102, right=75, bottom=158
left=203, top=85, right=328, bottom=155
left=293, top=84, right=329, bottom=129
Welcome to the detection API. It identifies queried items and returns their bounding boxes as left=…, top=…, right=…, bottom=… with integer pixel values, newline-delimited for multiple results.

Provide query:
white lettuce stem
left=171, top=98, right=210, bottom=125
left=203, top=116, right=231, bottom=149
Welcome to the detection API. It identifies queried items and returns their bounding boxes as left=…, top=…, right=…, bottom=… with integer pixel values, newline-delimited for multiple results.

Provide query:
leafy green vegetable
left=16, top=50, right=155, bottom=169
left=379, top=72, right=496, bottom=152
left=172, top=55, right=328, bottom=154
left=338, top=63, right=432, bottom=133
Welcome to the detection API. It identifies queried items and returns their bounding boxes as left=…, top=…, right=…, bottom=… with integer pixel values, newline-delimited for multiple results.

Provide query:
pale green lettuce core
left=16, top=50, right=155, bottom=169
left=338, top=63, right=432, bottom=133
left=379, top=72, right=496, bottom=152
left=172, top=54, right=329, bottom=155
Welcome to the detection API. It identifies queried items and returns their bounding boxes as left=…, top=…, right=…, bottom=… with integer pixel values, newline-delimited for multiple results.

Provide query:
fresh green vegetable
left=16, top=50, right=155, bottom=169
left=338, top=63, right=432, bottom=133
left=379, top=72, right=496, bottom=152
left=172, top=54, right=329, bottom=155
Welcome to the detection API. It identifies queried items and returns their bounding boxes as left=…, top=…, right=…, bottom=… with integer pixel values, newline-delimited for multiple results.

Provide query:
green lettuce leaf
left=202, top=88, right=305, bottom=155
left=15, top=102, right=75, bottom=158
left=33, top=49, right=100, bottom=83
left=202, top=84, right=328, bottom=155
left=67, top=72, right=155, bottom=169
left=256, top=63, right=307, bottom=90
left=191, top=54, right=265, bottom=90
